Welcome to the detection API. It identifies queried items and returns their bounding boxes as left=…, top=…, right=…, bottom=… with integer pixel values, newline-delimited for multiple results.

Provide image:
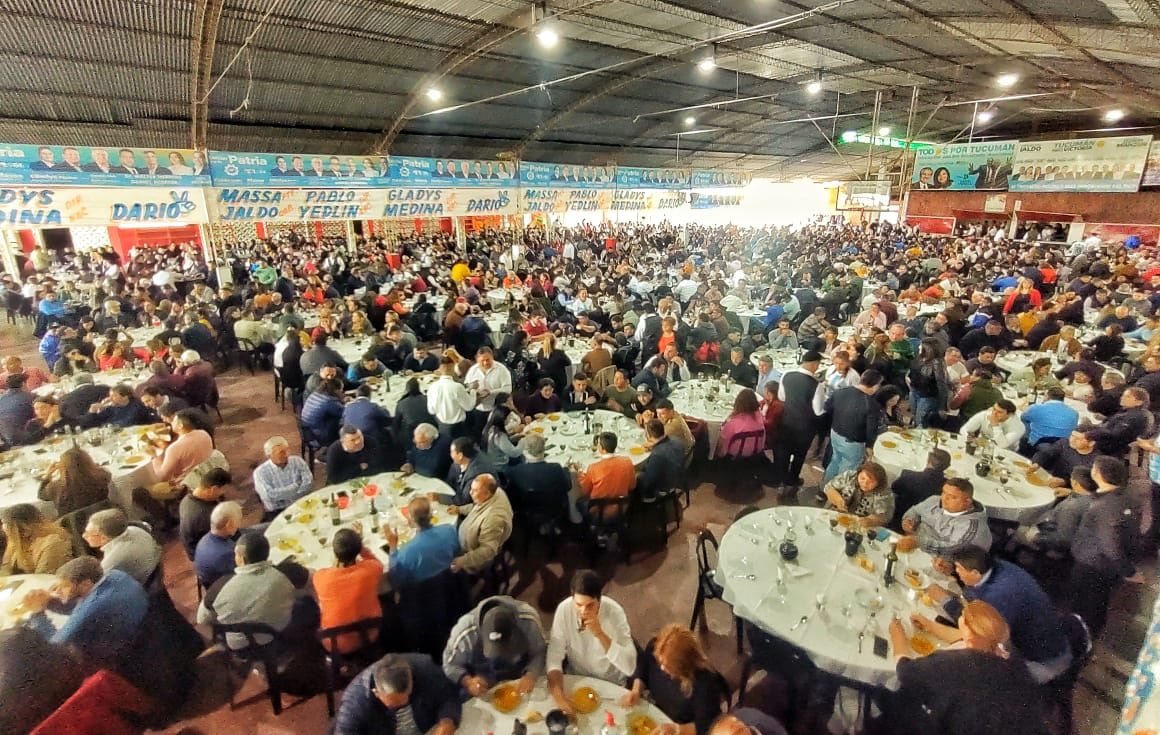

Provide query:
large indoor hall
left=0, top=1, right=1159, bottom=734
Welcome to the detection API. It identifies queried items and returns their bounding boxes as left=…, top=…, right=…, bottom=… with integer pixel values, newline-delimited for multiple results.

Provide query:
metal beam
left=190, top=0, right=224, bottom=149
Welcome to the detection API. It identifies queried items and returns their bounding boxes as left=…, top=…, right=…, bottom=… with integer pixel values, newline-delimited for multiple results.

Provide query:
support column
left=454, top=217, right=466, bottom=252
left=0, top=229, right=22, bottom=283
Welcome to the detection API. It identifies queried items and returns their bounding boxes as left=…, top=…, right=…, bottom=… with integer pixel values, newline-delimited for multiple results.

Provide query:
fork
left=790, top=614, right=809, bottom=631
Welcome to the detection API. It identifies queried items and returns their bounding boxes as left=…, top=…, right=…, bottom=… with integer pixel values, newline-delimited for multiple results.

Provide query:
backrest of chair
left=1063, top=612, right=1093, bottom=667
left=727, top=429, right=766, bottom=458
left=237, top=338, right=257, bottom=351
left=695, top=528, right=719, bottom=582
left=316, top=617, right=383, bottom=655
left=211, top=621, right=281, bottom=653
left=587, top=496, right=630, bottom=530
left=57, top=499, right=114, bottom=558
left=592, top=365, right=617, bottom=396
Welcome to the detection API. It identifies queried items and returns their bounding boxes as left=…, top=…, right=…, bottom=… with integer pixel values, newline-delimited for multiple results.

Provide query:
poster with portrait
left=615, top=166, right=690, bottom=190
left=0, top=144, right=210, bottom=187
left=208, top=151, right=387, bottom=187
left=1010, top=135, right=1152, bottom=193
left=387, top=156, right=516, bottom=187
left=518, top=160, right=615, bottom=189
left=691, top=170, right=751, bottom=188
left=911, top=141, right=1018, bottom=191
left=1139, top=139, right=1160, bottom=187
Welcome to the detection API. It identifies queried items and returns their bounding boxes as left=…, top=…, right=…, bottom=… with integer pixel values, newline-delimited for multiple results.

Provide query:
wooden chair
left=690, top=528, right=744, bottom=654
left=584, top=496, right=632, bottom=565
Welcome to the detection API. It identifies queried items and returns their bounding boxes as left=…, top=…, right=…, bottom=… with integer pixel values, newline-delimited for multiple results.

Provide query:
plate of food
left=571, top=686, right=601, bottom=714
left=124, top=455, right=147, bottom=465
left=490, top=683, right=523, bottom=714
left=628, top=446, right=646, bottom=456
left=628, top=713, right=657, bottom=735
left=880, top=440, right=898, bottom=449
left=1025, top=472, right=1049, bottom=487
left=530, top=426, right=545, bottom=433
left=903, top=567, right=926, bottom=589
left=909, top=634, right=937, bottom=656
left=294, top=513, right=315, bottom=525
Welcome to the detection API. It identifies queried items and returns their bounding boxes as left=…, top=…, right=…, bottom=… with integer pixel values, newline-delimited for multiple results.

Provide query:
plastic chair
left=210, top=622, right=291, bottom=715
left=316, top=617, right=384, bottom=717
left=690, top=528, right=744, bottom=654
left=584, top=496, right=632, bottom=565
left=738, top=621, right=818, bottom=720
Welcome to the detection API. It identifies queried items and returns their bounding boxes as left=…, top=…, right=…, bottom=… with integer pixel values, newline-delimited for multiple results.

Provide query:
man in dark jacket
left=504, top=433, right=571, bottom=524
left=889, top=448, right=950, bottom=530
left=774, top=351, right=825, bottom=488
left=1088, top=387, right=1151, bottom=457
left=957, top=319, right=1018, bottom=358
left=333, top=653, right=460, bottom=735
left=638, top=419, right=683, bottom=497
left=445, top=438, right=495, bottom=505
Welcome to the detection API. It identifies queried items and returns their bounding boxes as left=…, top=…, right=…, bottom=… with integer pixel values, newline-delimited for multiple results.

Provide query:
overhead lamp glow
left=977, top=110, right=995, bottom=123
left=536, top=28, right=558, bottom=47
left=806, top=80, right=822, bottom=94
left=996, top=73, right=1019, bottom=88
left=698, top=57, right=715, bottom=72
left=878, top=126, right=891, bottom=136
left=685, top=116, right=696, bottom=125
left=425, top=87, right=443, bottom=101
left=1104, top=108, right=1125, bottom=122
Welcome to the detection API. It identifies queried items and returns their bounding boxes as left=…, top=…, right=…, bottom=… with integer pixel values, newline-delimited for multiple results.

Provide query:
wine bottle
left=883, top=541, right=898, bottom=587
left=329, top=493, right=341, bottom=526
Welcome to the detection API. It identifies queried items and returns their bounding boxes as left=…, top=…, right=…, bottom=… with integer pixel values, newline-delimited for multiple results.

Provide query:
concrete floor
left=0, top=317, right=1150, bottom=735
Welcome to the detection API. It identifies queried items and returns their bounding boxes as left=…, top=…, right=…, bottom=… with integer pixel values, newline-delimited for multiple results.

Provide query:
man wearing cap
left=443, top=595, right=547, bottom=699
left=326, top=425, right=383, bottom=485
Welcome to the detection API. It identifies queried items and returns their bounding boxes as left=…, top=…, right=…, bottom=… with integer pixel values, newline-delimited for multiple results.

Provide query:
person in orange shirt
left=313, top=524, right=384, bottom=653
left=575, top=433, right=636, bottom=518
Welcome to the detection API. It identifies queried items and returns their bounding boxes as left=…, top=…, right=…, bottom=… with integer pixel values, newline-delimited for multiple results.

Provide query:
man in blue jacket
left=334, top=653, right=460, bottom=735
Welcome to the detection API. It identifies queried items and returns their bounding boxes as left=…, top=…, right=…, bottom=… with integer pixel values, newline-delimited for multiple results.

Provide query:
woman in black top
left=536, top=333, right=572, bottom=395
left=623, top=624, right=729, bottom=734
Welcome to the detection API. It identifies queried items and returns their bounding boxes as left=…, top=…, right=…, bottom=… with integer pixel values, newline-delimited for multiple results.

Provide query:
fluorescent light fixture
left=841, top=130, right=858, bottom=142
left=698, top=57, right=715, bottom=72
left=425, top=88, right=443, bottom=101
left=996, top=73, right=1019, bottom=88
left=977, top=110, right=995, bottom=123
left=536, top=28, right=558, bottom=47
left=878, top=126, right=891, bottom=136
left=1104, top=108, right=1125, bottom=122
left=806, top=80, right=822, bottom=94
left=685, top=116, right=696, bottom=125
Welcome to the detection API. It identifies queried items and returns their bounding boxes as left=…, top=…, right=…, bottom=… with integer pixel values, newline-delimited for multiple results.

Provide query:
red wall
left=106, top=225, right=201, bottom=261
left=907, top=190, right=1160, bottom=224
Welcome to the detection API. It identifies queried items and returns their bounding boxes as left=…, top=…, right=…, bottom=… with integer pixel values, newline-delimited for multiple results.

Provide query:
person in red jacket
left=1003, top=277, right=1043, bottom=314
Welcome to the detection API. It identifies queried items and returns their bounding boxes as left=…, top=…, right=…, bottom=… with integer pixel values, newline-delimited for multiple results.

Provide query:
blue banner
left=208, top=151, right=387, bottom=187
left=387, top=156, right=516, bottom=187
left=691, top=170, right=751, bottom=188
left=690, top=192, right=743, bottom=209
left=0, top=144, right=210, bottom=187
left=912, top=141, right=1018, bottom=191
left=614, top=166, right=690, bottom=190
left=518, top=161, right=615, bottom=189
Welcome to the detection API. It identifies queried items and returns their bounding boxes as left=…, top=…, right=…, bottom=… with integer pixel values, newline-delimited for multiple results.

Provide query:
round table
left=0, top=574, right=60, bottom=630
left=995, top=350, right=1124, bottom=379
left=488, top=287, right=527, bottom=309
left=264, top=471, right=456, bottom=572
left=0, top=425, right=160, bottom=513
left=34, top=367, right=153, bottom=398
left=523, top=410, right=649, bottom=470
left=717, top=507, right=952, bottom=688
left=461, top=674, right=672, bottom=734
left=361, top=371, right=438, bottom=414
left=872, top=428, right=1056, bottom=524
left=331, top=336, right=375, bottom=366
left=998, top=384, right=1096, bottom=425
left=667, top=378, right=745, bottom=459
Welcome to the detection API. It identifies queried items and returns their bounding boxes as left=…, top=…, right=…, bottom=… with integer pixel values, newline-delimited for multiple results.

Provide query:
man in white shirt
left=568, top=288, right=594, bottom=316
left=823, top=350, right=861, bottom=397
left=463, top=347, right=512, bottom=427
left=852, top=303, right=888, bottom=334
left=673, top=275, right=699, bottom=305
left=427, top=358, right=476, bottom=438
left=547, top=570, right=636, bottom=716
left=959, top=399, right=1025, bottom=450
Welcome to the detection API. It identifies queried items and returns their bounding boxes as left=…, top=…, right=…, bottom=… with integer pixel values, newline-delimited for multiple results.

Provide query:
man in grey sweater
left=197, top=532, right=295, bottom=648
left=898, top=477, right=992, bottom=572
left=83, top=509, right=161, bottom=585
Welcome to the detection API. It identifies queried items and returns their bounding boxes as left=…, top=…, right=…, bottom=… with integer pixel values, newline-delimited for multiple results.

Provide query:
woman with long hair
left=0, top=503, right=73, bottom=576
left=717, top=388, right=766, bottom=458
left=38, top=446, right=113, bottom=515
left=888, top=600, right=1049, bottom=735
left=624, top=624, right=729, bottom=734
left=822, top=460, right=893, bottom=528
left=441, top=347, right=473, bottom=380
left=907, top=338, right=948, bottom=428
left=537, top=333, right=572, bottom=394
left=1002, top=277, right=1042, bottom=315
left=481, top=406, right=523, bottom=467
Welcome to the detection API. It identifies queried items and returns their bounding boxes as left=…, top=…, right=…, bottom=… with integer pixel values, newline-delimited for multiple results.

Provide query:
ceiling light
left=536, top=28, right=558, bottom=47
left=698, top=57, right=715, bottom=72
left=685, top=116, right=696, bottom=125
left=977, top=110, right=994, bottom=123
left=425, top=87, right=443, bottom=101
left=806, top=80, right=822, bottom=95
left=996, top=73, right=1019, bottom=88
left=1104, top=108, right=1125, bottom=122
left=878, top=126, right=891, bottom=136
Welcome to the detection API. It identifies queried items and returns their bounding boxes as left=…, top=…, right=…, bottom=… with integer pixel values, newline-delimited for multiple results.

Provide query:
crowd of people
left=0, top=215, right=1157, bottom=735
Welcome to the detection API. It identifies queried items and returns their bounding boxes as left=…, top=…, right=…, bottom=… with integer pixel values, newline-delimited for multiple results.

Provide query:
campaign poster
left=208, top=188, right=379, bottom=222
left=1010, top=135, right=1152, bottom=193
left=911, top=141, right=1018, bottom=191
left=690, top=192, right=743, bottom=209
left=521, top=188, right=613, bottom=215
left=691, top=170, right=751, bottom=188
left=1138, top=138, right=1160, bottom=187
left=0, top=187, right=208, bottom=227
left=387, top=156, right=516, bottom=187
left=0, top=144, right=210, bottom=187
left=614, top=166, right=690, bottom=190
left=208, top=151, right=387, bottom=187
left=518, top=160, right=615, bottom=189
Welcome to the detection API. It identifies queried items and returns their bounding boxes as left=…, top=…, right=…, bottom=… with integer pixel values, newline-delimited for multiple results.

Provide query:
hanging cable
left=197, top=0, right=284, bottom=106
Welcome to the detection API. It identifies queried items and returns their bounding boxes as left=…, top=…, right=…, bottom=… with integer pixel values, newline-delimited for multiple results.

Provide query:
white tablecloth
left=523, top=410, right=649, bottom=471
left=362, top=372, right=439, bottom=414
left=461, top=675, right=671, bottom=734
left=34, top=367, right=153, bottom=398
left=718, top=507, right=950, bottom=689
left=487, top=287, right=527, bottom=309
left=0, top=574, right=63, bottom=630
left=0, top=425, right=160, bottom=515
left=264, top=471, right=455, bottom=572
left=667, top=379, right=745, bottom=458
left=872, top=429, right=1056, bottom=524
